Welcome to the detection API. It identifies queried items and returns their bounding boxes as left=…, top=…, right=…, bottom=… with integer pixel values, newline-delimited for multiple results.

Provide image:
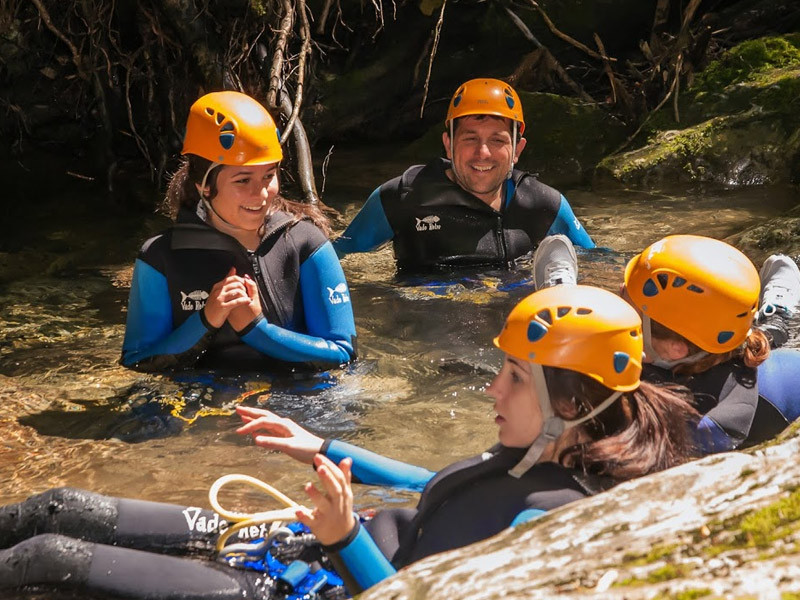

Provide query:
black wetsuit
left=0, top=444, right=612, bottom=598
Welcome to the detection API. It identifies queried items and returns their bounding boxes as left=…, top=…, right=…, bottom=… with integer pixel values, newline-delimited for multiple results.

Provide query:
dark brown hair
left=544, top=366, right=699, bottom=481
left=649, top=318, right=770, bottom=375
left=164, top=155, right=332, bottom=237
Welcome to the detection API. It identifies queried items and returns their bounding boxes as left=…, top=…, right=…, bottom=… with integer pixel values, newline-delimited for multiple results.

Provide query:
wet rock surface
left=362, top=425, right=800, bottom=599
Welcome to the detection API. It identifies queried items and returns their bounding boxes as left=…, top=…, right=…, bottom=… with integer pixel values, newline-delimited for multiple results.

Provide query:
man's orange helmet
left=445, top=78, right=525, bottom=135
left=624, top=235, right=760, bottom=354
left=182, top=91, right=283, bottom=166
left=494, top=285, right=643, bottom=392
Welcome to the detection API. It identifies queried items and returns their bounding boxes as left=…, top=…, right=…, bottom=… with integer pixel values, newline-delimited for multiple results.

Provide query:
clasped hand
left=236, top=406, right=356, bottom=545
left=203, top=267, right=263, bottom=330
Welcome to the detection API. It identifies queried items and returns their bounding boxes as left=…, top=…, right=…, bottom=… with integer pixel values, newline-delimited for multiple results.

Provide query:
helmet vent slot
left=672, top=277, right=687, bottom=288
left=536, top=309, right=552, bottom=325
left=527, top=321, right=548, bottom=342
left=736, top=311, right=748, bottom=318
left=656, top=273, right=669, bottom=289
left=643, top=279, right=659, bottom=297
left=576, top=307, right=592, bottom=315
left=687, top=284, right=704, bottom=293
left=205, top=107, right=215, bottom=116
left=717, top=331, right=734, bottom=344
left=613, top=352, right=630, bottom=374
left=220, top=122, right=235, bottom=132
left=629, top=329, right=639, bottom=337
left=219, top=133, right=235, bottom=150
left=215, top=112, right=226, bottom=125
left=557, top=307, right=571, bottom=318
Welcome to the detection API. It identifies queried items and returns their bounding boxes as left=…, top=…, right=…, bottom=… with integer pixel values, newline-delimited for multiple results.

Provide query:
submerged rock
left=361, top=425, right=800, bottom=599
left=596, top=34, right=800, bottom=188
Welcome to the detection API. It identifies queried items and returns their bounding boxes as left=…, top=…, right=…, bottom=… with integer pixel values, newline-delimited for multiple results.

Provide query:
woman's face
left=487, top=355, right=543, bottom=448
left=205, top=163, right=280, bottom=231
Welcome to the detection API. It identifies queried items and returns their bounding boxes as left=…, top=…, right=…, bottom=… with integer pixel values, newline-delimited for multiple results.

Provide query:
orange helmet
left=624, top=235, right=759, bottom=354
left=182, top=91, right=282, bottom=166
left=446, top=78, right=525, bottom=135
left=494, top=285, right=643, bottom=391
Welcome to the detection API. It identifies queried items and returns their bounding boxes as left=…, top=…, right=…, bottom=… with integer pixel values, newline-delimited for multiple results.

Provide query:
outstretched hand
left=295, top=454, right=356, bottom=546
left=236, top=406, right=324, bottom=464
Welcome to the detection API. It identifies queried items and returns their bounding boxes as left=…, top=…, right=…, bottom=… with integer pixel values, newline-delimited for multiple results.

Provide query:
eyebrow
left=507, top=356, right=526, bottom=369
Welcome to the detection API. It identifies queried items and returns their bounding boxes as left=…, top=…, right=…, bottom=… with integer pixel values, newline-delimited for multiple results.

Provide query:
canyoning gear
left=494, top=285, right=643, bottom=392
left=643, top=348, right=800, bottom=454
left=757, top=254, right=800, bottom=319
left=182, top=91, right=283, bottom=166
left=493, top=285, right=642, bottom=476
left=624, top=235, right=760, bottom=355
left=532, top=234, right=578, bottom=289
left=445, top=78, right=525, bottom=134
left=332, top=159, right=594, bottom=270
left=121, top=207, right=356, bottom=371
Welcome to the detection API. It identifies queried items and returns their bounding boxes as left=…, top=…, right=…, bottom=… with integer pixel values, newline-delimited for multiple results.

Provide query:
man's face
left=442, top=115, right=526, bottom=204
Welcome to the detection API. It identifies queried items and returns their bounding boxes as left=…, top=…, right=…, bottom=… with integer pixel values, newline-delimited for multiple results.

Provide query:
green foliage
left=692, top=34, right=800, bottom=93
left=738, top=488, right=800, bottom=547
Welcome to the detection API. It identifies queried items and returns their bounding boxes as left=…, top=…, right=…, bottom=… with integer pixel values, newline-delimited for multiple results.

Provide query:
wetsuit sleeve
left=322, top=440, right=435, bottom=492
left=322, top=519, right=397, bottom=595
left=510, top=508, right=546, bottom=527
left=239, top=242, right=356, bottom=365
left=695, top=369, right=759, bottom=453
left=121, top=258, right=215, bottom=370
left=546, top=195, right=595, bottom=249
left=331, top=188, right=394, bottom=257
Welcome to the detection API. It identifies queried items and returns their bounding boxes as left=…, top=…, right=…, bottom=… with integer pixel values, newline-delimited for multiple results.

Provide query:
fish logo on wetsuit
left=180, top=290, right=209, bottom=311
left=415, top=215, right=442, bottom=232
left=327, top=283, right=351, bottom=305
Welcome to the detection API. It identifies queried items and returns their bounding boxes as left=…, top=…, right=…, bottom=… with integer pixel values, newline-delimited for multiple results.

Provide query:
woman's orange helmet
left=494, top=285, right=643, bottom=391
left=445, top=78, right=525, bottom=135
left=624, top=235, right=760, bottom=354
left=182, top=91, right=283, bottom=166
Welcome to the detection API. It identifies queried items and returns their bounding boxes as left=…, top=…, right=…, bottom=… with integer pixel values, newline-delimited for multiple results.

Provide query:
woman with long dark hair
left=121, top=91, right=356, bottom=373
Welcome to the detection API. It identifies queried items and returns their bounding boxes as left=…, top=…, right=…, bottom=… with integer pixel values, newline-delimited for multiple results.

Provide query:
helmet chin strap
left=507, top=120, right=517, bottom=181
left=641, top=315, right=708, bottom=370
left=508, top=363, right=622, bottom=478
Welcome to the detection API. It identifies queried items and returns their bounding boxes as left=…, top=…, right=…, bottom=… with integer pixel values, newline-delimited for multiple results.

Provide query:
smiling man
left=332, top=78, right=595, bottom=271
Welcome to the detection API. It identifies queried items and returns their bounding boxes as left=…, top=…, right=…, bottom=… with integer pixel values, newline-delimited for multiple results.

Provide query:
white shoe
left=757, top=254, right=800, bottom=319
left=533, top=234, right=578, bottom=289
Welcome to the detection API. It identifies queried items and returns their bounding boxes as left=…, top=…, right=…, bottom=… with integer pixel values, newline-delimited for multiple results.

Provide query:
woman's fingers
left=236, top=406, right=272, bottom=419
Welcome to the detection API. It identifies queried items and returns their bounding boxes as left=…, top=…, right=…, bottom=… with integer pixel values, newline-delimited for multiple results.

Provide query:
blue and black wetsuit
left=0, top=445, right=611, bottom=598
left=332, top=158, right=594, bottom=271
left=642, top=348, right=800, bottom=453
left=122, top=206, right=357, bottom=372
left=318, top=440, right=612, bottom=593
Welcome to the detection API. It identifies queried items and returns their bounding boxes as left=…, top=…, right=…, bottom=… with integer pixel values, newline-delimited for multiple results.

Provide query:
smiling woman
left=120, top=91, right=357, bottom=373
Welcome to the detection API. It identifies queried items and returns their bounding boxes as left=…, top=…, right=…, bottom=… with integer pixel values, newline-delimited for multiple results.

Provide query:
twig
left=281, top=0, right=312, bottom=143
left=419, top=0, right=447, bottom=118
left=594, top=33, right=634, bottom=119
left=527, top=0, right=611, bottom=63
left=320, top=145, right=334, bottom=195
left=316, top=0, right=334, bottom=34
left=267, top=0, right=294, bottom=110
left=30, top=0, right=87, bottom=80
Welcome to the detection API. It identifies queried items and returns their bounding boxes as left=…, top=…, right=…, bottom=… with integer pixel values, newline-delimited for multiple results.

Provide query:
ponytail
left=163, top=156, right=333, bottom=236
left=546, top=368, right=699, bottom=481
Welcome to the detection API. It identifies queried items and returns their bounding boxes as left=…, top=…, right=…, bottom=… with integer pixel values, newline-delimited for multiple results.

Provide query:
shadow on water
left=2, top=152, right=800, bottom=507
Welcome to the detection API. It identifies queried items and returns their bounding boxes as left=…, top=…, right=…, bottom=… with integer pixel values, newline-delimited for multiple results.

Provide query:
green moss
left=647, top=564, right=689, bottom=583
left=739, top=468, right=756, bottom=479
left=622, top=543, right=678, bottom=566
left=650, top=589, right=712, bottom=600
left=693, top=34, right=800, bottom=93
left=738, top=488, right=800, bottom=546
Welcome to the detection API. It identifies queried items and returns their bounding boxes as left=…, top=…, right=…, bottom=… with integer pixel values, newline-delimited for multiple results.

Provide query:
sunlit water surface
left=2, top=151, right=799, bottom=517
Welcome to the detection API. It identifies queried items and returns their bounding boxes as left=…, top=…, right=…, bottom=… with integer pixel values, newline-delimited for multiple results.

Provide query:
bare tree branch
left=420, top=0, right=447, bottom=118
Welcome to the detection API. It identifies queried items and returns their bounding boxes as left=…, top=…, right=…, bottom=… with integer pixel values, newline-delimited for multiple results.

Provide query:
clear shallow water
left=2, top=157, right=799, bottom=515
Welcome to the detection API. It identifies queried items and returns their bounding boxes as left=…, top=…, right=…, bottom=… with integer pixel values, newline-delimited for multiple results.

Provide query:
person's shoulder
left=138, top=230, right=172, bottom=258
left=509, top=171, right=562, bottom=211
left=280, top=213, right=330, bottom=259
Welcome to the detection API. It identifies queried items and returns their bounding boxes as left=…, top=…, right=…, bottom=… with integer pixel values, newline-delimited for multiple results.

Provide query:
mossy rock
left=596, top=35, right=800, bottom=187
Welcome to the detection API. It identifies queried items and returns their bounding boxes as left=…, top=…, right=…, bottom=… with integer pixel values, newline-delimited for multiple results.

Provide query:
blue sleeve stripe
left=325, top=440, right=435, bottom=492
left=511, top=508, right=546, bottom=527
left=546, top=195, right=595, bottom=249
left=757, top=349, right=800, bottom=422
left=240, top=243, right=355, bottom=364
left=332, top=188, right=394, bottom=257
left=336, top=523, right=397, bottom=590
left=695, top=416, right=737, bottom=454
left=121, top=260, right=210, bottom=365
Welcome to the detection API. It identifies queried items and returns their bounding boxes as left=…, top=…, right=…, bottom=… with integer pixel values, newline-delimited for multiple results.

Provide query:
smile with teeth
left=241, top=204, right=266, bottom=212
left=471, top=165, right=494, bottom=171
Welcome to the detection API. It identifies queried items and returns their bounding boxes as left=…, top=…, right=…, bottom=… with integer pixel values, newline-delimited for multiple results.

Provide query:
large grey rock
left=361, top=425, right=800, bottom=599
